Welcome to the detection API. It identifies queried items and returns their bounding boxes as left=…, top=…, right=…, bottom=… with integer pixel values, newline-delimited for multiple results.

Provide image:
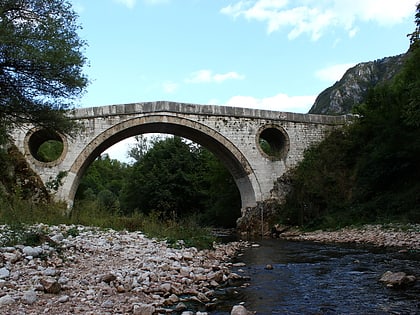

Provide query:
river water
left=212, top=239, right=420, bottom=315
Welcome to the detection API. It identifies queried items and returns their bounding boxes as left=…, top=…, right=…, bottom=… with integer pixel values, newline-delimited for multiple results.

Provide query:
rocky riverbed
left=0, top=224, right=248, bottom=315
left=278, top=224, right=420, bottom=250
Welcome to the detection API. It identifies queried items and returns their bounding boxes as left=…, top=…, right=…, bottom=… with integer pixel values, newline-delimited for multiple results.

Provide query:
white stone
left=22, top=290, right=37, bottom=304
left=58, top=295, right=70, bottom=303
left=0, top=267, right=10, bottom=279
left=43, top=268, right=57, bottom=276
left=160, top=282, right=171, bottom=292
left=231, top=305, right=249, bottom=315
left=3, top=252, right=20, bottom=263
left=22, top=246, right=43, bottom=258
left=133, top=303, right=155, bottom=315
left=0, top=294, right=14, bottom=306
left=51, top=233, right=64, bottom=243
left=101, top=300, right=114, bottom=308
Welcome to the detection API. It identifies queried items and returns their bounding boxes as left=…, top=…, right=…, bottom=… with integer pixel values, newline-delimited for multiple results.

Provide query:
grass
left=0, top=196, right=216, bottom=249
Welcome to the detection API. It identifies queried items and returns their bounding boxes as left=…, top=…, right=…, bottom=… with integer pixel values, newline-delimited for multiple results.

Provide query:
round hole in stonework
left=257, top=125, right=289, bottom=160
left=28, top=129, right=64, bottom=163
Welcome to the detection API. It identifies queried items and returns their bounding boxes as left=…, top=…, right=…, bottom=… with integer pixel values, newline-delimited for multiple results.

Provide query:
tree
left=0, top=0, right=88, bottom=137
left=279, top=5, right=420, bottom=227
left=121, top=136, right=241, bottom=226
left=121, top=136, right=206, bottom=218
left=76, top=154, right=129, bottom=201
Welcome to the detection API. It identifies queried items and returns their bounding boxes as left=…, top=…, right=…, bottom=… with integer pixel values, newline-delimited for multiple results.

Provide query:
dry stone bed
left=280, top=224, right=420, bottom=250
left=0, top=224, right=249, bottom=314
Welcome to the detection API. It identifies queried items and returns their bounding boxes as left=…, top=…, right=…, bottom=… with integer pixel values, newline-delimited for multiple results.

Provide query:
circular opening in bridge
left=257, top=125, right=289, bottom=160
left=27, top=129, right=65, bottom=163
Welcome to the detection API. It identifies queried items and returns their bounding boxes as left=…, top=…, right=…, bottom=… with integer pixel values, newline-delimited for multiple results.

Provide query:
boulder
left=40, top=278, right=61, bottom=294
left=0, top=267, right=10, bottom=279
left=22, top=290, right=37, bottom=304
left=379, top=271, right=416, bottom=288
left=133, top=303, right=155, bottom=315
left=22, top=246, right=43, bottom=258
left=101, top=273, right=116, bottom=284
left=231, top=304, right=249, bottom=315
left=0, top=294, right=14, bottom=306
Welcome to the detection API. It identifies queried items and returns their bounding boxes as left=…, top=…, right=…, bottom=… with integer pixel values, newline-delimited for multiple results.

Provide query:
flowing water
left=212, top=239, right=420, bottom=314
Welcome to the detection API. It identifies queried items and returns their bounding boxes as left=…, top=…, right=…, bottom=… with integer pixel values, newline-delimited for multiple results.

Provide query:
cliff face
left=309, top=53, right=407, bottom=115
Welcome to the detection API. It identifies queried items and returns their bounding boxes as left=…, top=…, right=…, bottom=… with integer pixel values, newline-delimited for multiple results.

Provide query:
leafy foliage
left=121, top=136, right=241, bottom=227
left=0, top=0, right=88, bottom=136
left=279, top=6, right=420, bottom=228
left=75, top=154, right=129, bottom=205
left=76, top=136, right=241, bottom=228
left=37, top=140, right=63, bottom=162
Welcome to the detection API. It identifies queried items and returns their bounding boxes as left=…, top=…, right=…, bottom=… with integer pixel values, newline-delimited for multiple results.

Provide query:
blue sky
left=70, top=0, right=418, bottom=160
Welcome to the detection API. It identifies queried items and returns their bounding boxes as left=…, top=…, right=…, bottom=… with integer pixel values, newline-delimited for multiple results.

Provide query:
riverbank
left=278, top=224, right=420, bottom=250
left=0, top=224, right=247, bottom=314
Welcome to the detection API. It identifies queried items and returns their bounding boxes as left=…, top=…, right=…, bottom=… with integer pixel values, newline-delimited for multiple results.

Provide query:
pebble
left=0, top=294, right=14, bottom=306
left=101, top=299, right=114, bottom=308
left=22, top=290, right=37, bottom=304
left=57, top=295, right=70, bottom=303
left=22, top=246, right=43, bottom=258
left=231, top=304, right=249, bottom=315
left=0, top=224, right=247, bottom=314
left=0, top=267, right=10, bottom=279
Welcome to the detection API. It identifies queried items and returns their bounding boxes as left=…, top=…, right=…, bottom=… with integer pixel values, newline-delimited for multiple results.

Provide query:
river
left=212, top=239, right=420, bottom=314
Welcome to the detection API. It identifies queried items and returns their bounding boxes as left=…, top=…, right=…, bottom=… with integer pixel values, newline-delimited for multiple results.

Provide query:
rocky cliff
left=309, top=53, right=407, bottom=115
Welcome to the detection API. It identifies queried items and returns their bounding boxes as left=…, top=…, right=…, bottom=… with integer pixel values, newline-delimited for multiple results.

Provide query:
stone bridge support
left=10, top=101, right=349, bottom=215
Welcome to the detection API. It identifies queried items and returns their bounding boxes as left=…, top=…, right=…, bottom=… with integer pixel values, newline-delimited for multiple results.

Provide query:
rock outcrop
left=309, top=53, right=407, bottom=115
left=237, top=172, right=293, bottom=236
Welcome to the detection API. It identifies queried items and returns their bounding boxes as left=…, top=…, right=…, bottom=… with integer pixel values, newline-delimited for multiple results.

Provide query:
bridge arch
left=68, top=114, right=259, bottom=210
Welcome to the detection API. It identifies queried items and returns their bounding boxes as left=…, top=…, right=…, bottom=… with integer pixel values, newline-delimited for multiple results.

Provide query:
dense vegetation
left=0, top=0, right=87, bottom=198
left=75, top=135, right=242, bottom=228
left=277, top=5, right=420, bottom=229
left=0, top=0, right=87, bottom=137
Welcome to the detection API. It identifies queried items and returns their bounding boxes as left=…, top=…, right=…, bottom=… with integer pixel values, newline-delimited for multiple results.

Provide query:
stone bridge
left=11, top=101, right=349, bottom=211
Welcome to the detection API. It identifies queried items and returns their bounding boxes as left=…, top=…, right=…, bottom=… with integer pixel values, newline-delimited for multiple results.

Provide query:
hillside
left=309, top=53, right=407, bottom=115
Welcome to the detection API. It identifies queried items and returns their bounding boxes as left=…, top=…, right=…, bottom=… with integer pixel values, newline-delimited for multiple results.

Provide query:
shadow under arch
left=68, top=114, right=258, bottom=210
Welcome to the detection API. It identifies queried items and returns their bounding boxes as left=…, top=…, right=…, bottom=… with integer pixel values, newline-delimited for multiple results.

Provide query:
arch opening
left=26, top=129, right=66, bottom=164
left=76, top=133, right=243, bottom=228
left=68, top=116, right=257, bottom=213
left=257, top=125, right=289, bottom=160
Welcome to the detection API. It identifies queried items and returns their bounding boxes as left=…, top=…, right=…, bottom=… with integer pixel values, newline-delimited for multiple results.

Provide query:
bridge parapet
left=71, top=101, right=349, bottom=125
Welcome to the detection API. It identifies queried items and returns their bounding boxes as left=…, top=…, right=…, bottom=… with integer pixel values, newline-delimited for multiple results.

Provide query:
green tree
left=199, top=148, right=241, bottom=227
left=279, top=5, right=420, bottom=227
left=0, top=0, right=88, bottom=137
left=121, top=136, right=206, bottom=218
left=121, top=136, right=241, bottom=226
left=76, top=154, right=129, bottom=202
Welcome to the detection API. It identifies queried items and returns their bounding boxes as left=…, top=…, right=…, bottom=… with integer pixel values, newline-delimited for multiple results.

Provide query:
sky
left=70, top=0, right=418, bottom=161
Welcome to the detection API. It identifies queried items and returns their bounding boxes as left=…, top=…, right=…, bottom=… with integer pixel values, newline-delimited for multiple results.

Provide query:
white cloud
left=114, top=0, right=136, bottom=9
left=143, top=0, right=170, bottom=5
left=315, top=63, right=356, bottom=83
left=225, top=93, right=316, bottom=113
left=103, top=137, right=137, bottom=163
left=162, top=81, right=178, bottom=93
left=185, top=70, right=245, bottom=84
left=221, top=0, right=418, bottom=40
